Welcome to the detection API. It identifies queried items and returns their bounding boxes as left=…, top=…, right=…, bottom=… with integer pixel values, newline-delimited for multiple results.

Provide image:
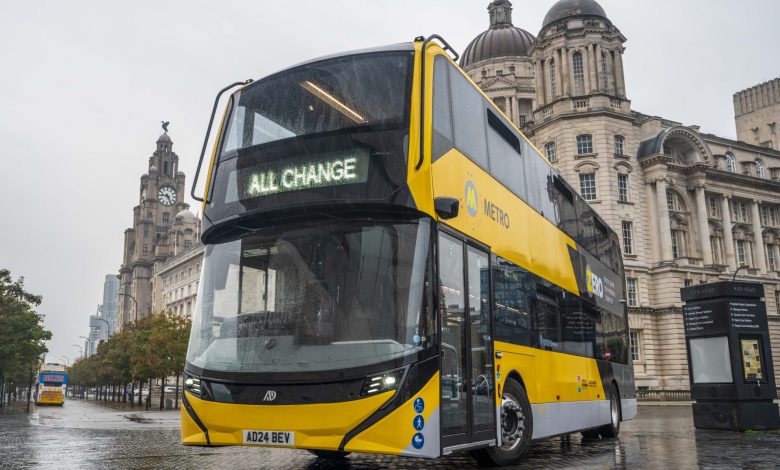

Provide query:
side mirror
left=434, top=197, right=460, bottom=220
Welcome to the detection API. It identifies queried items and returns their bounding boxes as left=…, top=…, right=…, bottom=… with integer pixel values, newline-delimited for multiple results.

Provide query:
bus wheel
left=598, top=383, right=620, bottom=438
left=307, top=450, right=351, bottom=459
left=471, top=378, right=533, bottom=467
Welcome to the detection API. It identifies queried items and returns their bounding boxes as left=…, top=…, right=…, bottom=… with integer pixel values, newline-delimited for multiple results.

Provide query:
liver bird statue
left=161, top=121, right=170, bottom=133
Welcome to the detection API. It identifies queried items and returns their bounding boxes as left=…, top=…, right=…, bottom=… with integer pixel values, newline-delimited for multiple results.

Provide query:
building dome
left=175, top=209, right=195, bottom=224
left=542, top=0, right=608, bottom=29
left=460, top=0, right=536, bottom=69
left=156, top=133, right=172, bottom=143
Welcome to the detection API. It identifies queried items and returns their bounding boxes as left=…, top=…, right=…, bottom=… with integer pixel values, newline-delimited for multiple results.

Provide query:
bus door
left=438, top=232, right=496, bottom=452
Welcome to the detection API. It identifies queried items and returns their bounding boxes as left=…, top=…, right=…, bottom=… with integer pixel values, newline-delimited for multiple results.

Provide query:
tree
left=0, top=269, right=51, bottom=405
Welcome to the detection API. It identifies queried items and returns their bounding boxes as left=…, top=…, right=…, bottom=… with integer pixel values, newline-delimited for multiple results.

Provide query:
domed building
left=460, top=0, right=537, bottom=126
left=463, top=0, right=780, bottom=394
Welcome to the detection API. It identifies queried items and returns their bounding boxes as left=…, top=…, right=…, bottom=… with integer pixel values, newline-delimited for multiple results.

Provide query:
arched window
left=545, top=142, right=558, bottom=162
left=725, top=153, right=736, bottom=172
left=755, top=158, right=766, bottom=178
left=548, top=58, right=557, bottom=99
left=572, top=52, right=585, bottom=95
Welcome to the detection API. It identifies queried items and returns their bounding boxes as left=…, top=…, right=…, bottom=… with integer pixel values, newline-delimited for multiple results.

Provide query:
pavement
left=1, top=397, right=779, bottom=469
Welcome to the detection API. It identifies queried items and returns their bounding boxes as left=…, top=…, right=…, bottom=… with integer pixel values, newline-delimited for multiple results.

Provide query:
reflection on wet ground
left=1, top=399, right=778, bottom=468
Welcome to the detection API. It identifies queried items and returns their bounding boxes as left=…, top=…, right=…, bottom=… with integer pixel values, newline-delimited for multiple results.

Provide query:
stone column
left=588, top=44, right=598, bottom=92
left=595, top=44, right=603, bottom=92
left=535, top=60, right=545, bottom=107
left=721, top=196, right=737, bottom=271
left=556, top=50, right=564, bottom=98
left=655, top=178, right=674, bottom=262
left=751, top=200, right=767, bottom=273
left=614, top=49, right=626, bottom=97
left=560, top=48, right=570, bottom=96
left=694, top=185, right=713, bottom=265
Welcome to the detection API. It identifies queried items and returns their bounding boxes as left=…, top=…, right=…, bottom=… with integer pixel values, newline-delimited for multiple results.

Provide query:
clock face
left=157, top=186, right=177, bottom=206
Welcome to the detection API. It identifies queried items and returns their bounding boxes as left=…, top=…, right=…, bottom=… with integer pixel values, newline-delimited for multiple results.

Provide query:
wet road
left=1, top=399, right=779, bottom=469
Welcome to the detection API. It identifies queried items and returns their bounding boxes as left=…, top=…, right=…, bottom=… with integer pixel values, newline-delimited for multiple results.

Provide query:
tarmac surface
left=1, top=397, right=779, bottom=469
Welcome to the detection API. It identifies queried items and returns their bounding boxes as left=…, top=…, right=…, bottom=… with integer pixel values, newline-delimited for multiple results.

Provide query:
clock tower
left=118, top=130, right=200, bottom=327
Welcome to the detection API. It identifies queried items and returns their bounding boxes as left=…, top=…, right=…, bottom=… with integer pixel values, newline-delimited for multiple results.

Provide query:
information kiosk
left=680, top=281, right=779, bottom=430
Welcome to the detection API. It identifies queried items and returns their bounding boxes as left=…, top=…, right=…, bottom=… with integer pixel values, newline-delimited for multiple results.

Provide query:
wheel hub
left=500, top=394, right=525, bottom=450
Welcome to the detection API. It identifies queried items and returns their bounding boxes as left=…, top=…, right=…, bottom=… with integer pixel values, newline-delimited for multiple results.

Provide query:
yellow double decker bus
left=182, top=36, right=636, bottom=466
left=36, top=363, right=67, bottom=406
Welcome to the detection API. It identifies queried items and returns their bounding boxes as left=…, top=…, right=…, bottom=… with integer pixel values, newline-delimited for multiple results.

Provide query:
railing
left=541, top=106, right=553, bottom=119
left=636, top=389, right=691, bottom=401
left=574, top=98, right=589, bottom=110
left=611, top=98, right=622, bottom=109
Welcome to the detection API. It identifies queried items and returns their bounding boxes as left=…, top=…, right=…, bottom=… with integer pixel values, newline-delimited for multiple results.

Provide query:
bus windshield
left=187, top=218, right=431, bottom=374
left=220, top=51, right=413, bottom=158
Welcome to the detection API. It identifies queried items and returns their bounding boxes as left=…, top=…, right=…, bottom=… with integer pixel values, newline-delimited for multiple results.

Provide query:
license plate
left=243, top=430, right=295, bottom=447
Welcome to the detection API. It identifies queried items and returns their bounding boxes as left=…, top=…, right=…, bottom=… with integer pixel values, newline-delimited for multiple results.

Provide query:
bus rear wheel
left=471, top=378, right=533, bottom=467
left=598, top=383, right=620, bottom=438
left=307, top=450, right=351, bottom=459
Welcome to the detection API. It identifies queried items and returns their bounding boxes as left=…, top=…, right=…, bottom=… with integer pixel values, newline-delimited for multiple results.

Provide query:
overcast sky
left=1, top=0, right=778, bottom=364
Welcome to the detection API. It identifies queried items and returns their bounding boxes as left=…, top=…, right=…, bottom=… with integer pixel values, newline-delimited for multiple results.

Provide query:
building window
left=549, top=58, right=557, bottom=99
left=725, top=153, right=736, bottom=172
left=671, top=231, right=681, bottom=258
left=496, top=69, right=503, bottom=76
left=143, top=225, right=149, bottom=238
left=731, top=200, right=749, bottom=223
left=600, top=52, right=609, bottom=91
left=614, top=135, right=625, bottom=155
left=545, top=142, right=558, bottom=162
left=626, top=278, right=638, bottom=307
left=147, top=211, right=153, bottom=221
left=755, top=159, right=766, bottom=178
left=617, top=174, right=629, bottom=202
left=667, top=190, right=685, bottom=212
left=737, top=239, right=747, bottom=266
left=767, top=244, right=776, bottom=271
left=776, top=291, right=780, bottom=315
left=142, top=245, right=148, bottom=254
left=629, top=330, right=641, bottom=362
left=710, top=236, right=722, bottom=265
left=622, top=221, right=634, bottom=255
left=576, top=134, right=593, bottom=154
left=572, top=52, right=585, bottom=95
left=708, top=196, right=720, bottom=218
left=684, top=279, right=694, bottom=287
left=579, top=173, right=597, bottom=201
left=162, top=213, right=169, bottom=225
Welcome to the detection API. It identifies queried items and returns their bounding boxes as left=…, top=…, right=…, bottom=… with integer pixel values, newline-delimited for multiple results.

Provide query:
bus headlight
left=184, top=376, right=202, bottom=396
left=360, top=368, right=405, bottom=396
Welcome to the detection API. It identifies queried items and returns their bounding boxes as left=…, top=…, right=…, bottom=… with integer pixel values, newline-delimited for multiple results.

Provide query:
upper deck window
left=220, top=52, right=413, bottom=158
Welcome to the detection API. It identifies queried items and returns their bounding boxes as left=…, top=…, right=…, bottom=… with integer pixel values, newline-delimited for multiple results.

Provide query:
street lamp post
left=79, top=335, right=90, bottom=357
left=59, top=356, right=70, bottom=366
left=72, top=344, right=83, bottom=359
left=118, top=293, right=139, bottom=323
left=94, top=317, right=111, bottom=338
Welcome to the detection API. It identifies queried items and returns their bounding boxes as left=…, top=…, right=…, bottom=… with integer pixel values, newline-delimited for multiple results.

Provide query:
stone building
left=734, top=78, right=780, bottom=150
left=152, top=241, right=204, bottom=317
left=118, top=132, right=200, bottom=327
left=462, top=0, right=780, bottom=392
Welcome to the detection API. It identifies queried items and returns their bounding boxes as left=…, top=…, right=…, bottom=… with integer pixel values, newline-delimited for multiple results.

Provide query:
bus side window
left=450, top=67, right=489, bottom=169
left=486, top=111, right=526, bottom=201
left=492, top=258, right=534, bottom=347
left=534, top=281, right=561, bottom=352
left=432, top=56, right=454, bottom=162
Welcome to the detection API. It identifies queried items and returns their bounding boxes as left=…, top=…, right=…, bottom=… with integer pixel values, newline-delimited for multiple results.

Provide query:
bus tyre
left=307, top=450, right=351, bottom=459
left=471, top=378, right=532, bottom=467
left=598, top=383, right=620, bottom=438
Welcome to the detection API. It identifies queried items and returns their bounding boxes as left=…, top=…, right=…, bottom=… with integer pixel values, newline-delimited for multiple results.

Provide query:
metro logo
left=464, top=181, right=478, bottom=217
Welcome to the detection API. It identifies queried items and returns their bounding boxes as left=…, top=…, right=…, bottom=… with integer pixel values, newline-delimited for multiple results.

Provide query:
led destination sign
left=242, top=149, right=370, bottom=198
